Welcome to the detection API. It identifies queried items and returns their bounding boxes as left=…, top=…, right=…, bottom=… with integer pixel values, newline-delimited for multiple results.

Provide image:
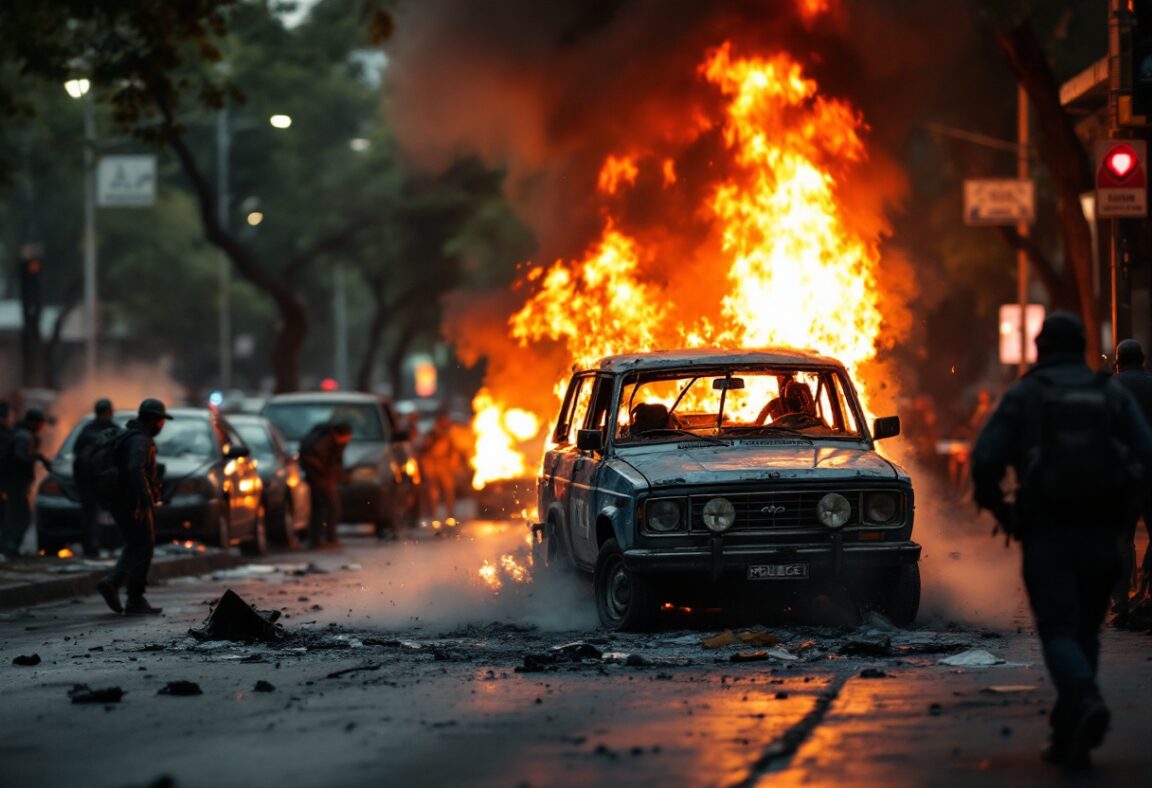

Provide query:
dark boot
left=124, top=596, right=162, bottom=616
left=96, top=578, right=123, bottom=614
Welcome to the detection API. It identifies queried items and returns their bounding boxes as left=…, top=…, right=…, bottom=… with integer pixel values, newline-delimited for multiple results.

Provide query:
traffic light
left=16, top=246, right=42, bottom=323
left=1104, top=143, right=1139, bottom=179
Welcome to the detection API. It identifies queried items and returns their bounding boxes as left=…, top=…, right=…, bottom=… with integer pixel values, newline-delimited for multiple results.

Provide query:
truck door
left=543, top=373, right=595, bottom=565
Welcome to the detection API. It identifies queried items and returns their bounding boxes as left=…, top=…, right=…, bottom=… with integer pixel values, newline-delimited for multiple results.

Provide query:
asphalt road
left=1, top=519, right=1150, bottom=788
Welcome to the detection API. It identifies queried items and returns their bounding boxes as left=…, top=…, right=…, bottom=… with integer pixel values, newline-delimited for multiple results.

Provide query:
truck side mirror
left=872, top=416, right=901, bottom=441
left=576, top=429, right=604, bottom=452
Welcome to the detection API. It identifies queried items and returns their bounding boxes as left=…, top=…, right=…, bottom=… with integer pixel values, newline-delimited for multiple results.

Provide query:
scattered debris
left=69, top=684, right=124, bottom=704
left=980, top=685, right=1037, bottom=694
left=253, top=681, right=276, bottom=693
left=158, top=681, right=203, bottom=696
left=550, top=641, right=603, bottom=660
left=939, top=649, right=1005, bottom=668
left=188, top=589, right=286, bottom=643
left=291, top=563, right=329, bottom=576
left=326, top=663, right=384, bottom=679
left=701, top=630, right=737, bottom=649
left=838, top=635, right=892, bottom=657
left=738, top=631, right=779, bottom=647
left=12, top=654, right=41, bottom=666
left=730, top=651, right=770, bottom=663
left=859, top=668, right=889, bottom=679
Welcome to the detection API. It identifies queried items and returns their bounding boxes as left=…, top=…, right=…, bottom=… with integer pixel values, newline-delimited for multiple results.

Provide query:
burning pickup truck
left=532, top=348, right=920, bottom=630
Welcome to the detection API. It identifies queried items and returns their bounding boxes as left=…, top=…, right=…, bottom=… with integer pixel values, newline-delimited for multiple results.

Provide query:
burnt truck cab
left=533, top=348, right=920, bottom=631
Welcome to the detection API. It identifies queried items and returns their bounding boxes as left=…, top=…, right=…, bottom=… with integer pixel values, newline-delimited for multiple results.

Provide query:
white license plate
left=748, top=562, right=809, bottom=580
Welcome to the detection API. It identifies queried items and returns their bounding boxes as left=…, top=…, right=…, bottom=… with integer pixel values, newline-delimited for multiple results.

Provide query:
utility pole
left=333, top=263, right=349, bottom=389
left=1017, top=84, right=1030, bottom=376
left=216, top=108, right=233, bottom=392
left=1109, top=0, right=1125, bottom=348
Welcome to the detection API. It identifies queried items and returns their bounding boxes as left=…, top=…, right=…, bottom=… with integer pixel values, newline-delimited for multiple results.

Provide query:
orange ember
left=470, top=20, right=899, bottom=487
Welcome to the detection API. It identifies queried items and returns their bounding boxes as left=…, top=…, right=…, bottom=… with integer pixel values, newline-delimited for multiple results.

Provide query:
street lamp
left=65, top=78, right=97, bottom=381
left=216, top=109, right=291, bottom=391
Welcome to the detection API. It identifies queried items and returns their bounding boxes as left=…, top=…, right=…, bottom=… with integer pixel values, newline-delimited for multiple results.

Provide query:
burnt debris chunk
left=69, top=684, right=124, bottom=704
left=188, top=589, right=286, bottom=643
left=13, top=654, right=41, bottom=666
left=158, top=681, right=203, bottom=697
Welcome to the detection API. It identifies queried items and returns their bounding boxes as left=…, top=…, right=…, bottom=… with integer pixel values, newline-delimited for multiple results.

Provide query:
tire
left=874, top=563, right=921, bottom=626
left=211, top=512, right=231, bottom=551
left=533, top=520, right=573, bottom=575
left=270, top=494, right=294, bottom=545
left=594, top=538, right=657, bottom=631
left=241, top=507, right=268, bottom=557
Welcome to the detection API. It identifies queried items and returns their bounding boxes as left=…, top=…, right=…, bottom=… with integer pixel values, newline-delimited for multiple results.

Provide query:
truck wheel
left=875, top=563, right=920, bottom=626
left=211, top=513, right=231, bottom=551
left=594, top=538, right=656, bottom=631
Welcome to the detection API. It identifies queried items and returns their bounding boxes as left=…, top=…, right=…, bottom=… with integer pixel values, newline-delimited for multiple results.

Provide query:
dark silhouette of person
left=0, top=407, right=51, bottom=557
left=972, top=313, right=1152, bottom=770
left=299, top=421, right=351, bottom=548
left=1112, top=338, right=1152, bottom=608
left=96, top=399, right=172, bottom=616
left=73, top=398, right=117, bottom=558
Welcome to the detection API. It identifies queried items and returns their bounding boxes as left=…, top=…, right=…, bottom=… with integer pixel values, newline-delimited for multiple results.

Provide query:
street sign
left=1095, top=140, right=1148, bottom=217
left=97, top=155, right=156, bottom=207
left=963, top=179, right=1035, bottom=226
left=999, top=303, right=1045, bottom=365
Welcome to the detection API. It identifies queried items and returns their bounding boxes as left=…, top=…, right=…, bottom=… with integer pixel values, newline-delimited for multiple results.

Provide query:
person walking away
left=72, top=398, right=117, bottom=558
left=0, top=407, right=51, bottom=557
left=419, top=412, right=465, bottom=524
left=1111, top=339, right=1152, bottom=608
left=972, top=312, right=1152, bottom=771
left=299, top=421, right=351, bottom=548
left=0, top=401, right=12, bottom=548
left=95, top=399, right=172, bottom=616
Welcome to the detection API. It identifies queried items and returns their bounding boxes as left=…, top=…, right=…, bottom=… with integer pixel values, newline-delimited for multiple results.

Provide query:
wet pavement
left=1, top=520, right=1151, bottom=787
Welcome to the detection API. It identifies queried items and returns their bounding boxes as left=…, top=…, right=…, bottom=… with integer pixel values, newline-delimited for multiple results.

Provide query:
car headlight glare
left=702, top=497, right=736, bottom=533
left=817, top=493, right=852, bottom=529
left=349, top=465, right=378, bottom=482
left=646, top=499, right=683, bottom=532
left=864, top=492, right=898, bottom=524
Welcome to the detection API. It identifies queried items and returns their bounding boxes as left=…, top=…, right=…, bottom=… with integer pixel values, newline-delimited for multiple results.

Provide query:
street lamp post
left=65, top=78, right=97, bottom=381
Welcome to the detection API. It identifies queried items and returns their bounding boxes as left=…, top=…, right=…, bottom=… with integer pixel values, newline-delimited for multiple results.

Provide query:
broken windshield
left=615, top=365, right=863, bottom=443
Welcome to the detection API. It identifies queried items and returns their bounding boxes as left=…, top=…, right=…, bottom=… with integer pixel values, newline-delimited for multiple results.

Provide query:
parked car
left=261, top=392, right=419, bottom=536
left=35, top=408, right=267, bottom=555
left=228, top=414, right=311, bottom=545
left=533, top=348, right=919, bottom=631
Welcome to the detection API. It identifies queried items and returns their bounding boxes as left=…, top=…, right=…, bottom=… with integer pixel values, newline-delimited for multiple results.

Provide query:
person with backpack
left=0, top=407, right=51, bottom=558
left=95, top=398, right=172, bottom=616
left=72, top=398, right=117, bottom=559
left=972, top=312, right=1152, bottom=771
left=299, top=421, right=351, bottom=548
left=1111, top=339, right=1152, bottom=611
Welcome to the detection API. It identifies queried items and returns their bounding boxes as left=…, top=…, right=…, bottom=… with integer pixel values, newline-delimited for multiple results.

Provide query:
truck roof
left=586, top=347, right=846, bottom=374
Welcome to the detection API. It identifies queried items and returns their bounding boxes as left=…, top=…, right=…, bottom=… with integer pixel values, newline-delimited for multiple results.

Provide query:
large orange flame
left=470, top=28, right=901, bottom=490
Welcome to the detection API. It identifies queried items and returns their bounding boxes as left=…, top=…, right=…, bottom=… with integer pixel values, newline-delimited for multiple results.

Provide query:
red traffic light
left=1104, top=143, right=1138, bottom=180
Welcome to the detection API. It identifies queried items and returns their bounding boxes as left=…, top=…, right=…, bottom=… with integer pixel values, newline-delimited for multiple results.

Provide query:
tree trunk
left=43, top=297, right=77, bottom=390
left=386, top=306, right=425, bottom=398
left=157, top=100, right=308, bottom=392
left=356, top=288, right=390, bottom=392
left=995, top=22, right=1103, bottom=362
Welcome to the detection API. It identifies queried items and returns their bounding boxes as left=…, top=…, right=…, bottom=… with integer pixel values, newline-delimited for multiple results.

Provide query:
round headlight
left=702, top=497, right=736, bottom=533
left=647, top=499, right=682, bottom=532
left=817, top=493, right=852, bottom=529
left=864, top=492, right=898, bottom=524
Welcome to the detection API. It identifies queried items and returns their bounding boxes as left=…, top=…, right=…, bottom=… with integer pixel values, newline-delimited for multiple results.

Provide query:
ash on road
left=2, top=520, right=1150, bottom=788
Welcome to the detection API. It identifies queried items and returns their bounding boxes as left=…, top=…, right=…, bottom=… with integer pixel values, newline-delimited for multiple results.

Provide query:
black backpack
left=1020, top=372, right=1139, bottom=517
left=0, top=426, right=13, bottom=476
left=74, top=426, right=130, bottom=507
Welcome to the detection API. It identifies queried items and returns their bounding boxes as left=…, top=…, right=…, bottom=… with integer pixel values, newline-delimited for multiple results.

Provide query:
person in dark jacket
left=1, top=407, right=51, bottom=557
left=972, top=313, right=1152, bottom=770
left=95, top=399, right=171, bottom=616
left=1112, top=339, right=1152, bottom=606
left=0, top=401, right=11, bottom=545
left=299, top=421, right=351, bottom=548
left=72, top=398, right=117, bottom=558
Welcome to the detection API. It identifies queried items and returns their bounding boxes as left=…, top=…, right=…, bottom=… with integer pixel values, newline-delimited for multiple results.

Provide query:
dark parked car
left=533, top=349, right=919, bottom=631
left=228, top=414, right=311, bottom=545
left=36, top=408, right=267, bottom=555
left=261, top=392, right=419, bottom=536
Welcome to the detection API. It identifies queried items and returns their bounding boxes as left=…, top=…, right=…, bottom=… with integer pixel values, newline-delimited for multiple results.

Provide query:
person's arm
left=122, top=435, right=154, bottom=511
left=970, top=387, right=1025, bottom=522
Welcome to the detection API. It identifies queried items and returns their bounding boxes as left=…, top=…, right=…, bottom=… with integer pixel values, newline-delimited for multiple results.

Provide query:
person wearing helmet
left=0, top=407, right=51, bottom=557
left=972, top=313, right=1152, bottom=770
